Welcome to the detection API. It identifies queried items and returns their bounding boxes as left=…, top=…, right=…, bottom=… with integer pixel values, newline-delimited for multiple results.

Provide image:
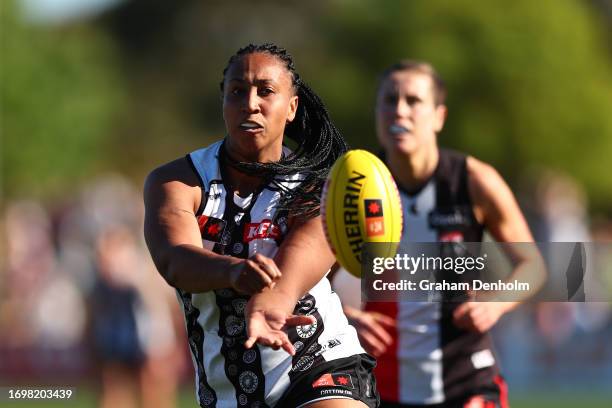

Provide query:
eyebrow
left=227, top=78, right=277, bottom=86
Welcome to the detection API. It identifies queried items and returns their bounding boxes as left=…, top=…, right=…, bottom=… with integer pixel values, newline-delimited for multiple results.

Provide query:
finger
left=453, top=302, right=471, bottom=320
left=250, top=261, right=274, bottom=286
left=372, top=313, right=397, bottom=329
left=285, top=315, right=316, bottom=327
left=360, top=332, right=387, bottom=356
left=370, top=324, right=394, bottom=346
left=245, top=336, right=257, bottom=349
left=280, top=338, right=296, bottom=356
left=257, top=257, right=282, bottom=280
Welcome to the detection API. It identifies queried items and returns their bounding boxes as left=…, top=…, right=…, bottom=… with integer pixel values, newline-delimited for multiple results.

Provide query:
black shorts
left=380, top=375, right=508, bottom=408
left=276, top=353, right=380, bottom=408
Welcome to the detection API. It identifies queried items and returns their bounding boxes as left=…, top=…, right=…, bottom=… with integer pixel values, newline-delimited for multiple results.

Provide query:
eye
left=406, top=96, right=421, bottom=106
left=258, top=87, right=274, bottom=96
left=383, top=93, right=398, bottom=105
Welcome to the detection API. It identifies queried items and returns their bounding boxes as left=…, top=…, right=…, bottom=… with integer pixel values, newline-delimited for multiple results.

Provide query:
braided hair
left=220, top=43, right=349, bottom=219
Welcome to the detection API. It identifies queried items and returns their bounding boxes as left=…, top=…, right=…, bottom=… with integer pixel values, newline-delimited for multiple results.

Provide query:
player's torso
left=180, top=141, right=364, bottom=407
left=367, top=149, right=499, bottom=404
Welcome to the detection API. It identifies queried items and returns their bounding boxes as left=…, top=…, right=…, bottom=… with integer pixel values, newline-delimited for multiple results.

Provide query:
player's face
left=375, top=71, right=446, bottom=156
left=222, top=52, right=298, bottom=163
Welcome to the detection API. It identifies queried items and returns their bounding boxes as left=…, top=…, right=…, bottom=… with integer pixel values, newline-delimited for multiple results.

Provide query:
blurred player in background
left=144, top=43, right=379, bottom=407
left=334, top=61, right=543, bottom=407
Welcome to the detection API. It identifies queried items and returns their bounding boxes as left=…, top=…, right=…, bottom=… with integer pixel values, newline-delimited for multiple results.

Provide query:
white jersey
left=180, top=141, right=364, bottom=407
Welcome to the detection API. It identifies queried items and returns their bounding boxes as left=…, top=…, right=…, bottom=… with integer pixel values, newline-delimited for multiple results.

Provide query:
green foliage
left=320, top=0, right=612, bottom=210
left=0, top=1, right=124, bottom=199
left=1, top=0, right=611, bottom=211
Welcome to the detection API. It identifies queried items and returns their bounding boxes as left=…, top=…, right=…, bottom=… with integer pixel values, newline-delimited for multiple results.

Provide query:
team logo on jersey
left=312, top=373, right=355, bottom=389
left=197, top=215, right=227, bottom=243
left=238, top=394, right=248, bottom=406
left=364, top=199, right=385, bottom=237
left=296, top=321, right=318, bottom=338
left=243, top=219, right=282, bottom=242
left=238, top=371, right=259, bottom=393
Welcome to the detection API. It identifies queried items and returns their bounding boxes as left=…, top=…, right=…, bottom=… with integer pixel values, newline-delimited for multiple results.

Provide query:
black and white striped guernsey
left=180, top=141, right=365, bottom=407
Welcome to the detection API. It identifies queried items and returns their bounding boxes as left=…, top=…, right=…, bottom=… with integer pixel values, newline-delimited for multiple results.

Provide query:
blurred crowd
left=0, top=175, right=187, bottom=407
left=1, top=171, right=612, bottom=406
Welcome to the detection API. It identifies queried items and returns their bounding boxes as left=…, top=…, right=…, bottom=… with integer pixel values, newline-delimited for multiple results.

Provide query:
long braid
left=220, top=43, right=349, bottom=219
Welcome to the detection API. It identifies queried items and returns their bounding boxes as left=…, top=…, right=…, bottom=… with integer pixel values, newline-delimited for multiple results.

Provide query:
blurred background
left=1, top=0, right=612, bottom=406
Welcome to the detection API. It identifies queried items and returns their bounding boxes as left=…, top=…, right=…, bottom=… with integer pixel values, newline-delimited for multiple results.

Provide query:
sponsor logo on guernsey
left=428, top=207, right=471, bottom=229
left=312, top=373, right=355, bottom=389
left=198, top=215, right=227, bottom=242
left=364, top=199, right=385, bottom=237
left=439, top=231, right=464, bottom=242
left=243, top=219, right=282, bottom=242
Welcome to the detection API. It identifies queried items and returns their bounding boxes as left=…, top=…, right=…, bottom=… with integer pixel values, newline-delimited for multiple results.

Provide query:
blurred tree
left=1, top=0, right=124, bottom=200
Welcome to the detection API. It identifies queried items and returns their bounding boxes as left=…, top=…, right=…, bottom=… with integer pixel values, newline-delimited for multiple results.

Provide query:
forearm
left=161, top=244, right=242, bottom=293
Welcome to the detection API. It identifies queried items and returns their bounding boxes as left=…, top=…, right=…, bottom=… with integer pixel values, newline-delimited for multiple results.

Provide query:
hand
left=452, top=302, right=510, bottom=333
left=345, top=307, right=395, bottom=357
left=244, top=309, right=316, bottom=355
left=229, top=253, right=281, bottom=295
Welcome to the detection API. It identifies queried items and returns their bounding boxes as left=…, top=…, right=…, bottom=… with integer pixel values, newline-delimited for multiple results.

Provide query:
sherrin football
left=321, top=150, right=403, bottom=277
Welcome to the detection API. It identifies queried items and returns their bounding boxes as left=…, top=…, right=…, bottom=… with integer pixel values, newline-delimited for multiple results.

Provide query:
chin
left=385, top=138, right=418, bottom=156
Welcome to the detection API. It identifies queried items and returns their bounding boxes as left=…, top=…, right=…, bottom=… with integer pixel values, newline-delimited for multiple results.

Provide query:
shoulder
left=465, top=156, right=508, bottom=198
left=145, top=157, right=200, bottom=189
left=144, top=157, right=202, bottom=213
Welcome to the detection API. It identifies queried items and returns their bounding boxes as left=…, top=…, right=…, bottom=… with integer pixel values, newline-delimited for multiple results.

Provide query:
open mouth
left=239, top=121, right=263, bottom=131
left=389, top=124, right=411, bottom=135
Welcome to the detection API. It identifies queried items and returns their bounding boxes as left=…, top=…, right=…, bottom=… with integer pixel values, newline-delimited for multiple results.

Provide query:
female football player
left=144, top=43, right=379, bottom=407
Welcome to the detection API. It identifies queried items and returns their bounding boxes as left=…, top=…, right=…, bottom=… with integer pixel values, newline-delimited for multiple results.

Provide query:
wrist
left=248, top=287, right=297, bottom=316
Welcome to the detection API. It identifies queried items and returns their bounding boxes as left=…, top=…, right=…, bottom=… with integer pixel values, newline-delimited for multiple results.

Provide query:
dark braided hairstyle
left=220, top=43, right=349, bottom=219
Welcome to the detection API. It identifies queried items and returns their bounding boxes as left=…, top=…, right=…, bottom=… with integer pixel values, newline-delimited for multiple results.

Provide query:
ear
left=434, top=104, right=447, bottom=133
left=286, top=95, right=298, bottom=123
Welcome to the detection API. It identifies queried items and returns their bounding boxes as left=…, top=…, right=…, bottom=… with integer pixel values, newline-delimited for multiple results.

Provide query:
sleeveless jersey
left=181, top=141, right=365, bottom=408
left=366, top=149, right=500, bottom=404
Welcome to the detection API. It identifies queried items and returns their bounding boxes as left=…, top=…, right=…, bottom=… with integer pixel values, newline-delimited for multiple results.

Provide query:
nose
left=393, top=98, right=410, bottom=118
left=243, top=87, right=261, bottom=114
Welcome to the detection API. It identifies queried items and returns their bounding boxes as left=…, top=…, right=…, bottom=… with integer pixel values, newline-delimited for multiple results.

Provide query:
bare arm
left=143, top=158, right=279, bottom=293
left=244, top=214, right=336, bottom=353
left=453, top=157, right=546, bottom=332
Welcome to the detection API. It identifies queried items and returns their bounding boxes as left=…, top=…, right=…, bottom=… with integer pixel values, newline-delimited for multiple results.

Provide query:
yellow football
left=321, top=150, right=403, bottom=277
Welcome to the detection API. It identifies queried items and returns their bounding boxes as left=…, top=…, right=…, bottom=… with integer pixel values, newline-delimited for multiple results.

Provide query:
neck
left=386, top=145, right=439, bottom=193
left=221, top=144, right=269, bottom=196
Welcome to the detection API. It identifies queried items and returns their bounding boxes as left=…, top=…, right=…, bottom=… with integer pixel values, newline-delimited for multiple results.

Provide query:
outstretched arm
left=245, top=214, right=336, bottom=354
left=143, top=158, right=279, bottom=293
